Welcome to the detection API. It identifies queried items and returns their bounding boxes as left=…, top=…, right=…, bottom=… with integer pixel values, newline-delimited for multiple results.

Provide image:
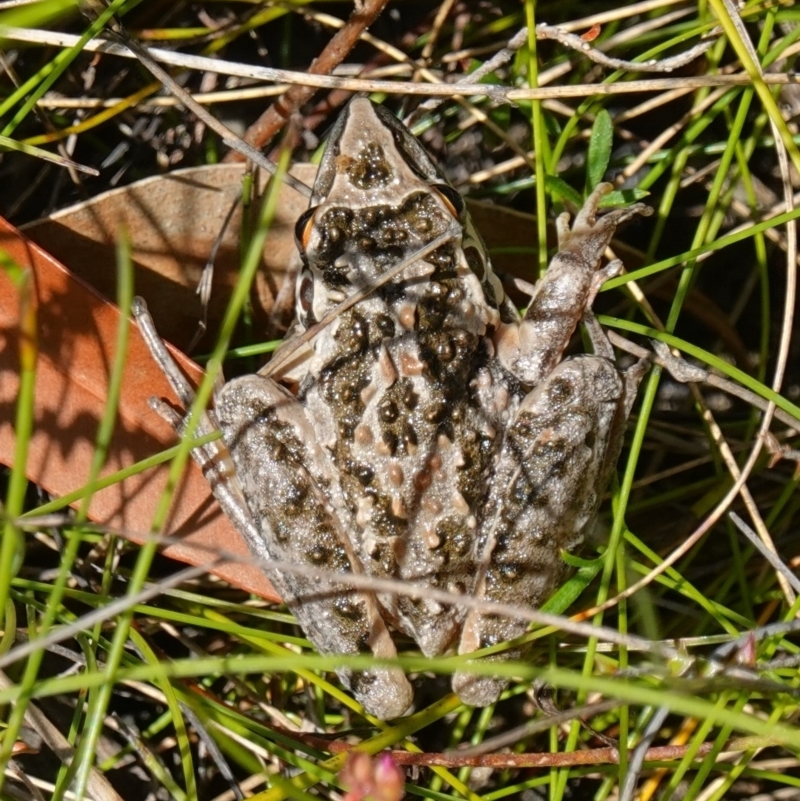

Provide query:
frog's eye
left=295, top=207, right=318, bottom=251
left=432, top=184, right=465, bottom=219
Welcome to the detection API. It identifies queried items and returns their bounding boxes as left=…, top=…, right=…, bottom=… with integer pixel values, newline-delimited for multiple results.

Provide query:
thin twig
left=263, top=227, right=459, bottom=380
left=536, top=22, right=718, bottom=73
left=224, top=0, right=390, bottom=159
left=3, top=26, right=794, bottom=103
left=728, top=512, right=800, bottom=595
left=717, top=0, right=798, bottom=605
left=385, top=736, right=770, bottom=768
left=97, top=23, right=312, bottom=196
left=0, top=523, right=682, bottom=674
left=606, top=334, right=800, bottom=430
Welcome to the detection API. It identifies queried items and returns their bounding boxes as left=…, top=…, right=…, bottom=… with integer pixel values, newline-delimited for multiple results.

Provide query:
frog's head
left=309, top=96, right=445, bottom=203
left=293, top=97, right=468, bottom=325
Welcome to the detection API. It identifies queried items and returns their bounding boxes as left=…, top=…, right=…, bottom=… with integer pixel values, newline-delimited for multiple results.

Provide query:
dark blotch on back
left=436, top=517, right=474, bottom=565
left=523, top=303, right=565, bottom=327
left=349, top=142, right=393, bottom=189
left=351, top=462, right=375, bottom=486
left=548, top=376, right=573, bottom=404
left=333, top=595, right=366, bottom=623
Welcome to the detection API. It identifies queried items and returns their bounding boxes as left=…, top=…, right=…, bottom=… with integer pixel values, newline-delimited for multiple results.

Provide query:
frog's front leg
left=495, top=183, right=653, bottom=386
left=454, top=343, right=647, bottom=707
left=134, top=301, right=413, bottom=721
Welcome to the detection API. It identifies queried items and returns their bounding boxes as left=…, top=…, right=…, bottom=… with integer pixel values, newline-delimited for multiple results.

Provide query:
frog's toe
left=452, top=671, right=508, bottom=709
left=349, top=667, right=414, bottom=720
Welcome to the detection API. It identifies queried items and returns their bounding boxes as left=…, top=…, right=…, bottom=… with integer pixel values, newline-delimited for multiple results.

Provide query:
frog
left=134, top=96, right=652, bottom=720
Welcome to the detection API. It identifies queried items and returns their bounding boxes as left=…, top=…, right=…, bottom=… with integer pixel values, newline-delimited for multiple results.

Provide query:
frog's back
left=291, top=98, right=519, bottom=654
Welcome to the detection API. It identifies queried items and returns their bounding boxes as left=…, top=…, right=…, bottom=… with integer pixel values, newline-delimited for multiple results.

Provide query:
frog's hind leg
left=215, top=374, right=414, bottom=720
left=453, top=354, right=625, bottom=708
left=134, top=299, right=412, bottom=720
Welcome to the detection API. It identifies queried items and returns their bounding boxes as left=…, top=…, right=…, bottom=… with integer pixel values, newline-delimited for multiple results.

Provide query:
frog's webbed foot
left=558, top=182, right=653, bottom=259
left=650, top=340, right=708, bottom=383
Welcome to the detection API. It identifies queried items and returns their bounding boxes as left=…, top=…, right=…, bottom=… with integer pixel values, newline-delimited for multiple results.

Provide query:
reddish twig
left=224, top=0, right=390, bottom=161
left=231, top=722, right=768, bottom=770
left=387, top=740, right=731, bottom=769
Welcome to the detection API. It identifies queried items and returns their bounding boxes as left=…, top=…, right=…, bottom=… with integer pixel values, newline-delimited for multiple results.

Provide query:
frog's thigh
left=216, top=374, right=413, bottom=720
left=454, top=356, right=623, bottom=707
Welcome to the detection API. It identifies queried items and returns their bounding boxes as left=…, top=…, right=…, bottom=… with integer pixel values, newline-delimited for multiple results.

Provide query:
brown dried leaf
left=22, top=164, right=315, bottom=352
left=466, top=199, right=538, bottom=280
left=0, top=214, right=280, bottom=600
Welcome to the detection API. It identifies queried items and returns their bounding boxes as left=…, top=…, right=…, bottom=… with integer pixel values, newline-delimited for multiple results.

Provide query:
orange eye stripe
left=300, top=211, right=315, bottom=250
